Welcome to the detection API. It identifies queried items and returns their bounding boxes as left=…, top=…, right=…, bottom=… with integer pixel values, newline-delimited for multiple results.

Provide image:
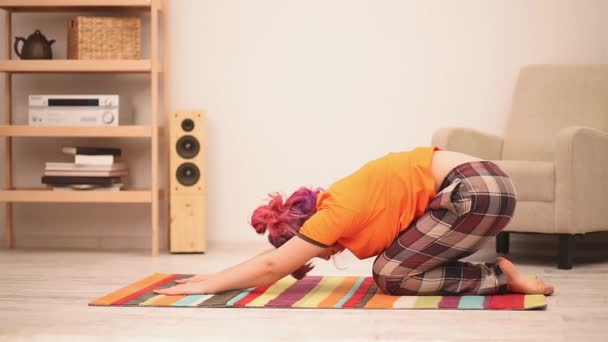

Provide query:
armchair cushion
left=492, top=160, right=554, bottom=202
left=432, top=127, right=503, bottom=160
left=506, top=201, right=555, bottom=234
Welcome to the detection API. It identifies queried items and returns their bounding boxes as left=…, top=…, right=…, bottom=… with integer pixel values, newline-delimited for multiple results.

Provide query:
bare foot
left=496, top=257, right=555, bottom=295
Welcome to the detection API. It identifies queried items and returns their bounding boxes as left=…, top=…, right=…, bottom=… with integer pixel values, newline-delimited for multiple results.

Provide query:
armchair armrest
left=432, top=127, right=504, bottom=160
left=555, top=126, right=608, bottom=233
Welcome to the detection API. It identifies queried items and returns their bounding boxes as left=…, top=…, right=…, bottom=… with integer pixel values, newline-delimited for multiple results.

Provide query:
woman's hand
left=154, top=282, right=209, bottom=295
left=175, top=274, right=210, bottom=284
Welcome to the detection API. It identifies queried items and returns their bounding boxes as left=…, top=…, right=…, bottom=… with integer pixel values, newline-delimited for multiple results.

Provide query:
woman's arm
left=154, top=237, right=325, bottom=295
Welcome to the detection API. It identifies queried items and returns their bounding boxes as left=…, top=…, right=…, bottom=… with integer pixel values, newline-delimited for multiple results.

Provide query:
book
left=62, top=146, right=122, bottom=156
left=74, top=154, right=114, bottom=165
left=45, top=162, right=127, bottom=171
left=41, top=176, right=122, bottom=186
left=44, top=170, right=129, bottom=177
left=52, top=184, right=123, bottom=192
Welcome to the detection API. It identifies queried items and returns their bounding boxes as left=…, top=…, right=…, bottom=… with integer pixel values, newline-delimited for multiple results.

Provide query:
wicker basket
left=68, top=16, right=141, bottom=60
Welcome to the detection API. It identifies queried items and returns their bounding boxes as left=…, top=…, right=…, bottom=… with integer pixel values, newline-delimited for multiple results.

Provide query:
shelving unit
left=0, top=0, right=169, bottom=255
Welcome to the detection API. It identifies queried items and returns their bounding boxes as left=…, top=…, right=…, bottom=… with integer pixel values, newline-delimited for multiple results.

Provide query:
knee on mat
left=373, top=274, right=412, bottom=296
left=373, top=274, right=431, bottom=296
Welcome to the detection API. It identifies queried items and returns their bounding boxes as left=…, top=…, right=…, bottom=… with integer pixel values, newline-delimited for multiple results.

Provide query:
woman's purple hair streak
left=250, top=187, right=321, bottom=279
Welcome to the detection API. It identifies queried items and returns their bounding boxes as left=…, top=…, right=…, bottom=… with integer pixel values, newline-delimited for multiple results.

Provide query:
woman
left=156, top=147, right=554, bottom=296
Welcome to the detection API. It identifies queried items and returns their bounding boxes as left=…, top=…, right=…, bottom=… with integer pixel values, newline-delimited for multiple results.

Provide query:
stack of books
left=42, top=146, right=128, bottom=191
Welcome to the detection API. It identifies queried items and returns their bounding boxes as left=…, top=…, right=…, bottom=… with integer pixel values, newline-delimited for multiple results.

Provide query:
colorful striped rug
left=89, top=273, right=547, bottom=310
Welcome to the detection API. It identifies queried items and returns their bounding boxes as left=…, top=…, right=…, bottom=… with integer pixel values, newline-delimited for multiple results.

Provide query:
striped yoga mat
left=89, top=273, right=547, bottom=310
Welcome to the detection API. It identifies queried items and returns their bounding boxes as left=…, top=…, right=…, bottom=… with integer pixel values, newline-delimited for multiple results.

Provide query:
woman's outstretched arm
left=154, top=237, right=325, bottom=295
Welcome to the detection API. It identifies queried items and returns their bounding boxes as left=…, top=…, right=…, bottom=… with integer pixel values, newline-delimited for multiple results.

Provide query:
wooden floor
left=1, top=234, right=608, bottom=341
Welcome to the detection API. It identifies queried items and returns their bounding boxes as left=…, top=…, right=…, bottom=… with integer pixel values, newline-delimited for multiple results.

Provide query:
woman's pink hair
left=250, top=187, right=321, bottom=279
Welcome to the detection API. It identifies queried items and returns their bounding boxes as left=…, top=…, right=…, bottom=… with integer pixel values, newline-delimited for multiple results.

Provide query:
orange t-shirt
left=297, top=146, right=439, bottom=259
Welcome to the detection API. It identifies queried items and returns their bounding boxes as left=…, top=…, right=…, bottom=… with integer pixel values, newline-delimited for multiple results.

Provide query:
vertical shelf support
left=3, top=8, right=13, bottom=249
left=162, top=0, right=170, bottom=252
left=150, top=0, right=160, bottom=256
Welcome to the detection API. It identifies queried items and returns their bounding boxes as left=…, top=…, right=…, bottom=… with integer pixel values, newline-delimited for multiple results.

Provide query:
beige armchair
left=432, top=65, right=608, bottom=269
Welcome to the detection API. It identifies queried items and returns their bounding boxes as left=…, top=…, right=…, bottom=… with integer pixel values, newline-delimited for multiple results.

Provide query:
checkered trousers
left=372, top=161, right=516, bottom=296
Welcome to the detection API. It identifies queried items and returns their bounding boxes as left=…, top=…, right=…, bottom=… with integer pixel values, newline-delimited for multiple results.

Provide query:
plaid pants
left=372, top=161, right=516, bottom=296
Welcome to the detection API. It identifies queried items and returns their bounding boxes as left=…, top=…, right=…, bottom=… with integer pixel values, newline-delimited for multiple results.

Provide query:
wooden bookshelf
left=0, top=0, right=168, bottom=255
left=0, top=60, right=152, bottom=73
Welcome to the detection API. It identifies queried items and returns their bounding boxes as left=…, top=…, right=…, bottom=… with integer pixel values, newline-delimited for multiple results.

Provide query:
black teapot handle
left=14, top=37, right=25, bottom=58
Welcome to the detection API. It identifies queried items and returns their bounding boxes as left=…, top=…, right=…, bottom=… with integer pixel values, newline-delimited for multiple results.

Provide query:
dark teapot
left=14, top=29, right=55, bottom=59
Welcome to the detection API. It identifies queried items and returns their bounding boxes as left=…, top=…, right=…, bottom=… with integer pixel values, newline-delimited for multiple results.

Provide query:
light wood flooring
left=1, top=233, right=608, bottom=341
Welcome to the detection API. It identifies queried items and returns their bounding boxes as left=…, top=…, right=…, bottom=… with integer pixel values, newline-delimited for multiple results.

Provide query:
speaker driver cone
left=176, top=135, right=200, bottom=159
left=181, top=118, right=195, bottom=132
left=176, top=163, right=200, bottom=186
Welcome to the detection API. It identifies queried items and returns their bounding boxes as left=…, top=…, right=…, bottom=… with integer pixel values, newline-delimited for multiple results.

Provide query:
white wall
left=0, top=0, right=606, bottom=250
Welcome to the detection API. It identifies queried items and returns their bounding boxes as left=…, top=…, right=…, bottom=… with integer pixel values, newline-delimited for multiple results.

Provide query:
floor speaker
left=170, top=110, right=206, bottom=253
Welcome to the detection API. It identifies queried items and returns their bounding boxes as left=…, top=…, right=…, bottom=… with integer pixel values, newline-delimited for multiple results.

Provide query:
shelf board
left=0, top=0, right=155, bottom=12
left=0, top=188, right=153, bottom=203
left=0, top=60, right=152, bottom=73
left=0, top=125, right=160, bottom=138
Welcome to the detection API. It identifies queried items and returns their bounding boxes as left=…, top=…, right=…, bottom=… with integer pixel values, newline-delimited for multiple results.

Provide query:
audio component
left=169, top=110, right=206, bottom=253
left=28, top=95, right=120, bottom=126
